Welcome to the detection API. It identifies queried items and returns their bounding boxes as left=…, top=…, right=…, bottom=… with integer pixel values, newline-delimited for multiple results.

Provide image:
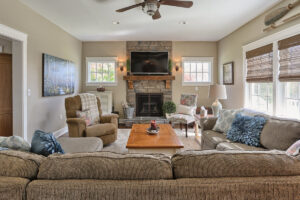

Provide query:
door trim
left=0, top=24, right=28, bottom=141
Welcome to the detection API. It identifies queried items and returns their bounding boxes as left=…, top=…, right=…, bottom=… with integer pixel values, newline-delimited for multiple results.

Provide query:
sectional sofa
left=1, top=150, right=300, bottom=200
left=201, top=109, right=300, bottom=151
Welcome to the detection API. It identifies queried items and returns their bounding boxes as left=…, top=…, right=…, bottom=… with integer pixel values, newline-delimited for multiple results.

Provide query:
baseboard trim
left=53, top=126, right=68, bottom=138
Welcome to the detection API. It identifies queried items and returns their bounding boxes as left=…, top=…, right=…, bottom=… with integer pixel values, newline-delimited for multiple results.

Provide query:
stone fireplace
left=126, top=80, right=172, bottom=117
left=136, top=93, right=163, bottom=117
left=125, top=41, right=174, bottom=118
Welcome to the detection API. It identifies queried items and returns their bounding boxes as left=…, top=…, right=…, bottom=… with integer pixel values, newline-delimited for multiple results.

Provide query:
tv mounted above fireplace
left=131, top=52, right=169, bottom=75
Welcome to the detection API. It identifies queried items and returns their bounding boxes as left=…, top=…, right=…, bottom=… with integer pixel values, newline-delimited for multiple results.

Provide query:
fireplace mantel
left=123, top=75, right=175, bottom=89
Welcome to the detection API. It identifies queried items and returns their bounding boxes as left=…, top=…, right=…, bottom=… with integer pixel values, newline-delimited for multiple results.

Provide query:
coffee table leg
left=185, top=124, right=188, bottom=137
left=195, top=122, right=199, bottom=137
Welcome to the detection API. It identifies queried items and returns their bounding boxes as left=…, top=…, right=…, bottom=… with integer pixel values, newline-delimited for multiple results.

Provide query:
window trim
left=181, top=57, right=214, bottom=86
left=242, top=24, right=300, bottom=118
left=86, top=57, right=118, bottom=86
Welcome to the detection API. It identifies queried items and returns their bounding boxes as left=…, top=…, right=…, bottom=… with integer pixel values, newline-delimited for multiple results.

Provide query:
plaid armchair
left=65, top=95, right=118, bottom=145
left=167, top=94, right=197, bottom=137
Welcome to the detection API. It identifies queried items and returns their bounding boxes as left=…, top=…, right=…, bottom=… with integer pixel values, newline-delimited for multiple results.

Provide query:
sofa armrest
left=101, top=114, right=119, bottom=126
left=201, top=117, right=218, bottom=131
left=66, top=118, right=86, bottom=137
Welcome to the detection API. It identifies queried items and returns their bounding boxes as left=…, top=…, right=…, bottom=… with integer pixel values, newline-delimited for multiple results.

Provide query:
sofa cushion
left=212, top=109, right=241, bottom=134
left=260, top=118, right=300, bottom=150
left=26, top=177, right=300, bottom=200
left=0, top=176, right=30, bottom=200
left=38, top=152, right=172, bottom=180
left=0, top=150, right=44, bottom=179
left=57, top=136, right=103, bottom=153
left=202, top=117, right=218, bottom=131
left=202, top=130, right=230, bottom=149
left=216, top=142, right=266, bottom=151
left=226, top=114, right=266, bottom=147
left=86, top=123, right=116, bottom=137
left=172, top=150, right=300, bottom=178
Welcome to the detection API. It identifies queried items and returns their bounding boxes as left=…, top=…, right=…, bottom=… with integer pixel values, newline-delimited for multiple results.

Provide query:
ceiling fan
left=116, top=0, right=193, bottom=20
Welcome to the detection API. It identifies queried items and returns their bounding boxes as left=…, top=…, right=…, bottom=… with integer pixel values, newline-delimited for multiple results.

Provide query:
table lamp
left=209, top=84, right=227, bottom=117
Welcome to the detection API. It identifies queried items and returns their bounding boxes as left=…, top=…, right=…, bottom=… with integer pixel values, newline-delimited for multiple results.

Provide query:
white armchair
left=167, top=94, right=198, bottom=137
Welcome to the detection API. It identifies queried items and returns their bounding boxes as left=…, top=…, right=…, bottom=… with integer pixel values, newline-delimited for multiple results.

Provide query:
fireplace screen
left=136, top=93, right=163, bottom=117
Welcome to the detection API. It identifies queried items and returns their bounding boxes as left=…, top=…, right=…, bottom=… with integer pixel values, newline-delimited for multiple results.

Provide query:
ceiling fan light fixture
left=143, top=2, right=158, bottom=16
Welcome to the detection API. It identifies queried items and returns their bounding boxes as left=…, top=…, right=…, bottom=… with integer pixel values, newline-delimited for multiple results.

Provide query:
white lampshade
left=209, top=84, right=227, bottom=100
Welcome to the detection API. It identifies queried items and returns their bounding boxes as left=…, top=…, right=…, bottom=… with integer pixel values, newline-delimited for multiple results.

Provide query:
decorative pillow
left=180, top=94, right=197, bottom=107
left=286, top=140, right=300, bottom=156
left=0, top=147, right=8, bottom=151
left=226, top=114, right=267, bottom=147
left=212, top=109, right=241, bottom=134
left=31, top=130, right=64, bottom=157
left=176, top=105, right=196, bottom=116
left=76, top=110, right=92, bottom=126
left=0, top=136, right=31, bottom=151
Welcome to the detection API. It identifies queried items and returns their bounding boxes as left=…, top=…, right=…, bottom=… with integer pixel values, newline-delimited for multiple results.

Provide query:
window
left=282, top=82, right=300, bottom=119
left=182, top=57, right=213, bottom=85
left=86, top=57, right=117, bottom=86
left=244, top=30, right=300, bottom=119
left=245, top=44, right=273, bottom=113
left=249, top=83, right=273, bottom=114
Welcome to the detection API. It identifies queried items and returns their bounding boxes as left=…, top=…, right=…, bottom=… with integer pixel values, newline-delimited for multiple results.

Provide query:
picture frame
left=223, top=62, right=234, bottom=85
left=42, top=53, right=75, bottom=97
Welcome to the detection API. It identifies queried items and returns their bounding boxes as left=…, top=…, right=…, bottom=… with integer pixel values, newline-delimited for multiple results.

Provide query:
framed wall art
left=223, top=62, right=234, bottom=85
left=42, top=53, right=75, bottom=97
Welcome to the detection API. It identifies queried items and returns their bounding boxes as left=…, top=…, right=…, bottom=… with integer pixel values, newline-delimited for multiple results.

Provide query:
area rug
left=103, top=128, right=200, bottom=154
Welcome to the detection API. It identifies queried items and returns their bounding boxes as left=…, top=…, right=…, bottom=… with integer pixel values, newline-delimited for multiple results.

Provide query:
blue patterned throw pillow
left=227, top=114, right=267, bottom=147
left=31, top=130, right=64, bottom=156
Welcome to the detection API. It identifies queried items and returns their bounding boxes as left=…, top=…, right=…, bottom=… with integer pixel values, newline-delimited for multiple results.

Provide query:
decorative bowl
left=146, top=126, right=160, bottom=135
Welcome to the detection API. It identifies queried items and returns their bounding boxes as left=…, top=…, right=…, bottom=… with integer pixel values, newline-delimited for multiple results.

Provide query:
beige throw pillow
left=177, top=105, right=196, bottom=116
left=76, top=110, right=93, bottom=126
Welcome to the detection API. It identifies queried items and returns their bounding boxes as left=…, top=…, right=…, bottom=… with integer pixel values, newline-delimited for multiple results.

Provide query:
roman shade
left=278, top=34, right=300, bottom=82
left=246, top=44, right=273, bottom=83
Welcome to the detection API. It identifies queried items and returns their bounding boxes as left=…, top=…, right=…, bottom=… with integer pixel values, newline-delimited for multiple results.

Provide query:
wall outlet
left=195, top=86, right=199, bottom=91
left=0, top=46, right=3, bottom=53
left=27, top=89, right=31, bottom=96
left=59, top=114, right=64, bottom=120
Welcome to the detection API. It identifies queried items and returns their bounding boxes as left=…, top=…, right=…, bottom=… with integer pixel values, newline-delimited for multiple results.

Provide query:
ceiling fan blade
left=159, top=0, right=193, bottom=8
left=152, top=10, right=161, bottom=20
left=116, top=3, right=144, bottom=12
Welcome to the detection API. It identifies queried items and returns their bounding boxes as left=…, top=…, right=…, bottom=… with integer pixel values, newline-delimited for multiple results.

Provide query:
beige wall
left=82, top=42, right=127, bottom=116
left=82, top=41, right=218, bottom=116
left=172, top=41, right=218, bottom=107
left=0, top=0, right=82, bottom=140
left=0, top=37, right=12, bottom=54
left=218, top=0, right=300, bottom=109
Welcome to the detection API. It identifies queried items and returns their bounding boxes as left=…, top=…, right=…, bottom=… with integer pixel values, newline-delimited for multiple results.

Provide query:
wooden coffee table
left=126, top=124, right=184, bottom=154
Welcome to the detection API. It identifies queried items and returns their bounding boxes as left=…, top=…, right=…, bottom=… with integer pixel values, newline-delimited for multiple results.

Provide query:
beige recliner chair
left=65, top=95, right=118, bottom=145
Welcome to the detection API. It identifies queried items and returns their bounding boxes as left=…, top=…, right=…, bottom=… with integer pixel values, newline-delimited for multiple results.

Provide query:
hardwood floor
left=0, top=54, right=12, bottom=136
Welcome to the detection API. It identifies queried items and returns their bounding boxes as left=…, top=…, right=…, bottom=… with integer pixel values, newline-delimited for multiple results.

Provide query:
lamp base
left=212, top=99, right=222, bottom=117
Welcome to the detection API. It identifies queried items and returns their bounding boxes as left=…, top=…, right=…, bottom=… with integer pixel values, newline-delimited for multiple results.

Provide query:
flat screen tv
left=131, top=52, right=169, bottom=74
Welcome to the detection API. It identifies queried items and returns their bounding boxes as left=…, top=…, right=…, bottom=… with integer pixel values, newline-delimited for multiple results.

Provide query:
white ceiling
left=19, top=0, right=280, bottom=41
